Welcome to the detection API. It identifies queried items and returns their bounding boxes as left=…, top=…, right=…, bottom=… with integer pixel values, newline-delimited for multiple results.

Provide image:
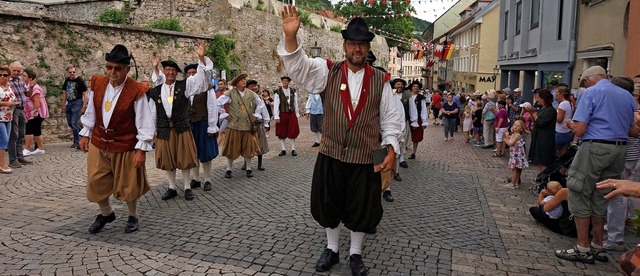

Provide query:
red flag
left=369, top=0, right=374, bottom=5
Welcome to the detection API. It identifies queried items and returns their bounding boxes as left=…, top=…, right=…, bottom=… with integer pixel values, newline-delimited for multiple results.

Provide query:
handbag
left=620, top=245, right=640, bottom=275
left=238, top=90, right=259, bottom=134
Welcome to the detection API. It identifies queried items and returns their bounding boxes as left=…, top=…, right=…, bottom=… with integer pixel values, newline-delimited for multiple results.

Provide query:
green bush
left=97, top=8, right=126, bottom=24
left=297, top=10, right=319, bottom=29
left=148, top=18, right=183, bottom=32
left=205, top=35, right=238, bottom=72
left=330, top=25, right=342, bottom=33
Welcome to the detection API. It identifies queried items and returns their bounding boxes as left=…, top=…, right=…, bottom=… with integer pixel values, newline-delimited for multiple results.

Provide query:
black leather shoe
left=399, top=161, right=408, bottom=168
left=383, top=190, right=395, bottom=202
left=203, top=181, right=212, bottom=191
left=190, top=179, right=201, bottom=189
left=224, top=170, right=232, bottom=179
left=184, top=189, right=194, bottom=200
left=88, top=212, right=116, bottom=234
left=278, top=150, right=286, bottom=156
left=315, top=248, right=339, bottom=272
left=257, top=166, right=265, bottom=171
left=291, top=150, right=298, bottom=156
left=124, top=216, right=138, bottom=233
left=311, top=142, right=320, bottom=147
left=161, top=188, right=178, bottom=200
left=349, top=254, right=367, bottom=276
left=17, top=158, right=32, bottom=164
left=408, top=154, right=416, bottom=159
left=246, top=170, right=253, bottom=178
left=393, top=173, right=402, bottom=182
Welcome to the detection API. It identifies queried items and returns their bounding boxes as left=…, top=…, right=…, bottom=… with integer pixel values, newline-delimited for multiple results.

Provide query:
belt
left=582, top=139, right=626, bottom=146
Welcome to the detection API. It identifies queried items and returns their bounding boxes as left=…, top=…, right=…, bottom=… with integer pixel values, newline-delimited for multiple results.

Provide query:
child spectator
left=504, top=120, right=528, bottom=188
left=462, top=105, right=472, bottom=143
left=540, top=181, right=564, bottom=219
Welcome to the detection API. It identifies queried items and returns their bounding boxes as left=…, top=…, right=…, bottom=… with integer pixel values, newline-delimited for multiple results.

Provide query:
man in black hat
left=279, top=6, right=403, bottom=276
left=273, top=76, right=300, bottom=156
left=79, top=44, right=155, bottom=234
left=186, top=62, right=219, bottom=191
left=149, top=41, right=213, bottom=201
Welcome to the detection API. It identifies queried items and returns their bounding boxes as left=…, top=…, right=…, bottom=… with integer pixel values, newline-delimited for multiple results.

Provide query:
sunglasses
left=68, top=71, right=76, bottom=74
left=0, top=74, right=9, bottom=77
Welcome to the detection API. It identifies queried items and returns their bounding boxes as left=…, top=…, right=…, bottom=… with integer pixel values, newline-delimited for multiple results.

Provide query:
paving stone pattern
left=0, top=118, right=631, bottom=275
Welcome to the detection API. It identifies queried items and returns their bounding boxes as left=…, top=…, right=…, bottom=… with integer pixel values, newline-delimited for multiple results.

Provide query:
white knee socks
left=326, top=226, right=340, bottom=253
left=350, top=231, right=365, bottom=256
left=280, top=139, right=286, bottom=151
left=182, top=169, right=191, bottom=190
left=203, top=161, right=212, bottom=182
left=244, top=157, right=252, bottom=171
left=226, top=158, right=233, bottom=171
left=166, top=170, right=177, bottom=190
left=314, top=132, right=321, bottom=143
left=191, top=164, right=201, bottom=182
left=291, top=139, right=296, bottom=151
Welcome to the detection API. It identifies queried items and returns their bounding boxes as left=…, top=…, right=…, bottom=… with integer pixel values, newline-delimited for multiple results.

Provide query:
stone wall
left=46, top=0, right=125, bottom=22
left=0, top=0, right=389, bottom=143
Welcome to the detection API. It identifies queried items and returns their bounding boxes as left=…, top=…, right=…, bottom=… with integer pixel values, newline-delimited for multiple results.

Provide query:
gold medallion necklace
left=104, top=89, right=122, bottom=112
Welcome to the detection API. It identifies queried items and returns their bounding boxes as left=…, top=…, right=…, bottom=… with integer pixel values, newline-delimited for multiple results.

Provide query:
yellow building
left=450, top=0, right=500, bottom=94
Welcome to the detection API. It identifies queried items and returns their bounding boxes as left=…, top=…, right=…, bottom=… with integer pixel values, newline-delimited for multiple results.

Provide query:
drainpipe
left=567, top=0, right=578, bottom=88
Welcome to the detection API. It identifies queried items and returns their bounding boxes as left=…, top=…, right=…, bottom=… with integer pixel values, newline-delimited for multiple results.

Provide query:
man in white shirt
left=149, top=41, right=213, bottom=201
left=273, top=76, right=301, bottom=156
left=279, top=6, right=403, bottom=276
left=80, top=44, right=155, bottom=234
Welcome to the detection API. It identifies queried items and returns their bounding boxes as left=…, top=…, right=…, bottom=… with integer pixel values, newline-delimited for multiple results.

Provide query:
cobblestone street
left=0, top=119, right=631, bottom=275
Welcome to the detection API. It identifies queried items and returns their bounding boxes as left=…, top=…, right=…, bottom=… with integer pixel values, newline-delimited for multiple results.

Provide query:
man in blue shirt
left=555, top=66, right=639, bottom=264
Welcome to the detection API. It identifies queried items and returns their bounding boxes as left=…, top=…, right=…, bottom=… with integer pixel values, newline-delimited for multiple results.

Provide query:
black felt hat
left=246, top=79, right=258, bottom=86
left=390, top=78, right=407, bottom=88
left=161, top=60, right=182, bottom=73
left=105, top=44, right=132, bottom=64
left=280, top=76, right=291, bottom=81
left=366, top=50, right=377, bottom=63
left=341, top=17, right=375, bottom=42
left=410, top=80, right=422, bottom=90
left=183, top=63, right=198, bottom=73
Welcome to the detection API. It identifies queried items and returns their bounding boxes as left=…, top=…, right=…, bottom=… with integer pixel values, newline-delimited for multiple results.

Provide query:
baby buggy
left=530, top=146, right=578, bottom=196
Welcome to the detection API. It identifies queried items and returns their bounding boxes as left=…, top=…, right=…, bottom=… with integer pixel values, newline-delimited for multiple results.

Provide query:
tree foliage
left=277, top=0, right=332, bottom=11
left=333, top=1, right=415, bottom=50
left=97, top=8, right=126, bottom=24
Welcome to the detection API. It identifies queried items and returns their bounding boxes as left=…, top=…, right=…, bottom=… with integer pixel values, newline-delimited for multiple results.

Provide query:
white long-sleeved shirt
left=80, top=80, right=155, bottom=151
left=216, top=89, right=265, bottom=121
left=393, top=92, right=406, bottom=144
left=150, top=57, right=213, bottom=119
left=277, top=38, right=402, bottom=153
left=273, top=87, right=300, bottom=119
left=409, top=94, right=428, bottom=128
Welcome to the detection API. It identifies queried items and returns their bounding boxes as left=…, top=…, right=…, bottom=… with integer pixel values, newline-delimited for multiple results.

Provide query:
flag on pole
left=443, top=42, right=455, bottom=60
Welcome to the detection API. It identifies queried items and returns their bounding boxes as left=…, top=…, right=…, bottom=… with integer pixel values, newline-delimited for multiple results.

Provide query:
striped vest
left=319, top=61, right=388, bottom=164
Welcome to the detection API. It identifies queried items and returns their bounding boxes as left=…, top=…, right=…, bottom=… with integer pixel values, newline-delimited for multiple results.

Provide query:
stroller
left=530, top=146, right=578, bottom=196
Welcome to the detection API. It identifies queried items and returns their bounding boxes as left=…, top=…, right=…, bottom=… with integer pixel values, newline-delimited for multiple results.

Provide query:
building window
left=557, top=0, right=564, bottom=40
left=530, top=0, right=540, bottom=29
left=504, top=10, right=509, bottom=40
left=515, top=1, right=522, bottom=35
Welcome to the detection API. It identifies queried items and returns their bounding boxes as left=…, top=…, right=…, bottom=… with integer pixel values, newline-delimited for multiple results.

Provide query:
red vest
left=90, top=75, right=147, bottom=153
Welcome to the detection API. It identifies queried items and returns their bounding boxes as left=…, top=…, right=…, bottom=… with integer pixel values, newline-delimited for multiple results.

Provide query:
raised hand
left=195, top=40, right=206, bottom=58
left=281, top=5, right=301, bottom=38
left=152, top=55, right=160, bottom=69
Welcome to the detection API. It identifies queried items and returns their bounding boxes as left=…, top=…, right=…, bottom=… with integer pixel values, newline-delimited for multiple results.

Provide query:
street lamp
left=493, top=65, right=500, bottom=90
left=310, top=41, right=321, bottom=58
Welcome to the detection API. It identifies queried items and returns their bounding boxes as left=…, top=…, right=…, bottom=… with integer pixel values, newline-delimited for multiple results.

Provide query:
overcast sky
left=328, top=0, right=457, bottom=22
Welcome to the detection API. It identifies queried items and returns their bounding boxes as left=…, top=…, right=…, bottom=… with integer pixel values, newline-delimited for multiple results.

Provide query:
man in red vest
left=79, top=44, right=155, bottom=234
left=279, top=6, right=403, bottom=276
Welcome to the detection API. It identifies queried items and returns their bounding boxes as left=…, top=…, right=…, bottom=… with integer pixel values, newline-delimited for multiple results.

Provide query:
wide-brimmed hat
left=390, top=78, right=407, bottom=88
left=230, top=73, right=248, bottom=86
left=183, top=63, right=198, bottom=73
left=280, top=76, right=291, bottom=81
left=341, top=17, right=375, bottom=42
left=161, top=60, right=181, bottom=73
left=473, top=90, right=483, bottom=96
left=105, top=44, right=132, bottom=64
